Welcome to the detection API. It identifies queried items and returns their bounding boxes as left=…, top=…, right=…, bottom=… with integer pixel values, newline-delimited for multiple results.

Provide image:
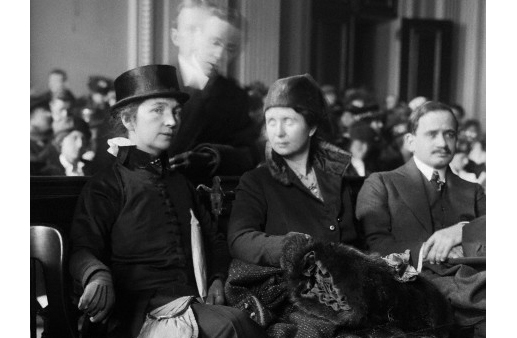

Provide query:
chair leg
left=30, top=260, right=37, bottom=338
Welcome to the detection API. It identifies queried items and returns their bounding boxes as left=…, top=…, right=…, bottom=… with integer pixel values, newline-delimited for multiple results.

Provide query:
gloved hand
left=169, top=151, right=215, bottom=171
left=206, top=278, right=225, bottom=305
left=78, top=270, right=115, bottom=324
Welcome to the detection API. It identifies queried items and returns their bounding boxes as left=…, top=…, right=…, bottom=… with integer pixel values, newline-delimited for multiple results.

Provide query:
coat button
left=250, top=312, right=256, bottom=318
left=329, top=225, right=336, bottom=231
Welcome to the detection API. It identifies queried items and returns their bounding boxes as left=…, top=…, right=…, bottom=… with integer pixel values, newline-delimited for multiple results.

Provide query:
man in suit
left=356, top=101, right=485, bottom=336
left=168, top=1, right=259, bottom=181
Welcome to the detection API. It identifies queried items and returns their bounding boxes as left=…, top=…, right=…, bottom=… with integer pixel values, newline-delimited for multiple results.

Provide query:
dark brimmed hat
left=88, top=76, right=114, bottom=95
left=111, top=65, right=189, bottom=110
left=53, top=117, right=92, bottom=147
left=263, top=74, right=327, bottom=123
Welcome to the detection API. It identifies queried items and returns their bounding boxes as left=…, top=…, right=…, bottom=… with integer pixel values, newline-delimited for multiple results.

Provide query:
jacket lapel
left=393, top=159, right=434, bottom=234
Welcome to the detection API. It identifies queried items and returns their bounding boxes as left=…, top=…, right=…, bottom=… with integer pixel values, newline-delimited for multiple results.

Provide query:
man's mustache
left=432, top=147, right=451, bottom=155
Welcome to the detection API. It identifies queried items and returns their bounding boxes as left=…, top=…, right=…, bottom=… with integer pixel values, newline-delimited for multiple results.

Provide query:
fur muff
left=280, top=235, right=454, bottom=337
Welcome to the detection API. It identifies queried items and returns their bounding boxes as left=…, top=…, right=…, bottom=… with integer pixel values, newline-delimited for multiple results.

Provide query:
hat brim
left=110, top=90, right=190, bottom=111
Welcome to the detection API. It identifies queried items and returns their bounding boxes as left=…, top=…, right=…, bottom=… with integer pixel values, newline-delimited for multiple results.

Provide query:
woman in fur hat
left=68, top=65, right=266, bottom=338
left=228, top=74, right=362, bottom=267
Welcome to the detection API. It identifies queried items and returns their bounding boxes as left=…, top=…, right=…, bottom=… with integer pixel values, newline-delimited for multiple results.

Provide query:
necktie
left=431, top=171, right=445, bottom=192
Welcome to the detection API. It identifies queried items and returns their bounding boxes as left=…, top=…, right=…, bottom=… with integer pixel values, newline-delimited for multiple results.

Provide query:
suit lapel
left=393, top=159, right=434, bottom=234
left=445, top=168, right=477, bottom=222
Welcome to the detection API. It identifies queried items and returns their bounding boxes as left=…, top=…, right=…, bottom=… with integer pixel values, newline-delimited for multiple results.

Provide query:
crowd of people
left=31, top=0, right=486, bottom=337
left=30, top=68, right=487, bottom=191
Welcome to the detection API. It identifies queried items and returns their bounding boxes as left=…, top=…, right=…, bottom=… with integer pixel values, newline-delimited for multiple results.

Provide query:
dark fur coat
left=226, top=235, right=453, bottom=338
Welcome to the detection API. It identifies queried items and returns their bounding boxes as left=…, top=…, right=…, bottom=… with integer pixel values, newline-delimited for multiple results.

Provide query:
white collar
left=351, top=157, right=366, bottom=177
left=59, top=154, right=85, bottom=176
left=413, top=156, right=447, bottom=182
left=178, top=54, right=209, bottom=90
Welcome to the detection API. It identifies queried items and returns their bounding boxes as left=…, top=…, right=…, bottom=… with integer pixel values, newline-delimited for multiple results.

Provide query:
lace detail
left=293, top=167, right=323, bottom=201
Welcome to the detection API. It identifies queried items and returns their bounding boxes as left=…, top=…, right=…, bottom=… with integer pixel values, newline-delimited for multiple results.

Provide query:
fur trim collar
left=265, top=139, right=351, bottom=185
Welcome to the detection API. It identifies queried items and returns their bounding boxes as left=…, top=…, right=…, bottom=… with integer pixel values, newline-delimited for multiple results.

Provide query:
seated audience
left=49, top=90, right=76, bottom=134
left=30, top=97, right=54, bottom=174
left=35, top=68, right=76, bottom=105
left=39, top=117, right=92, bottom=176
left=344, top=122, right=377, bottom=177
left=69, top=64, right=265, bottom=338
left=76, top=75, right=115, bottom=173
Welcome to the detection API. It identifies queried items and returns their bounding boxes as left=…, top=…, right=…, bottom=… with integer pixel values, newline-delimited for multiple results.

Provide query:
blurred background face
left=48, top=73, right=66, bottom=94
left=30, top=108, right=53, bottom=133
left=450, top=152, right=469, bottom=172
left=194, top=16, right=240, bottom=77
left=61, top=130, right=88, bottom=163
left=50, top=99, right=71, bottom=122
left=265, top=107, right=315, bottom=160
left=340, top=111, right=355, bottom=129
left=171, top=6, right=209, bottom=58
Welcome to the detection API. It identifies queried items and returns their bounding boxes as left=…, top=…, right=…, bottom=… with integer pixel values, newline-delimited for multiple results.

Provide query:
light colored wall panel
left=30, top=0, right=129, bottom=96
left=237, top=0, right=281, bottom=87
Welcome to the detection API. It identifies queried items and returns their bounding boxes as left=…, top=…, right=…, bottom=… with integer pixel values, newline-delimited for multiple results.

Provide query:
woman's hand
left=205, top=278, right=225, bottom=305
left=78, top=271, right=115, bottom=323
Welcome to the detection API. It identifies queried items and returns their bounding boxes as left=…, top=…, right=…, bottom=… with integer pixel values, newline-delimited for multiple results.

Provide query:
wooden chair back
left=30, top=225, right=79, bottom=338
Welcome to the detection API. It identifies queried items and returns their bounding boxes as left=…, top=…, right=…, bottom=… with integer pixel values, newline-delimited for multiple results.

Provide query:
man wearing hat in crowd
left=39, top=116, right=93, bottom=176
left=344, top=122, right=377, bottom=177
left=76, top=75, right=115, bottom=173
left=30, top=97, right=54, bottom=174
left=168, top=0, right=259, bottom=181
left=68, top=64, right=266, bottom=338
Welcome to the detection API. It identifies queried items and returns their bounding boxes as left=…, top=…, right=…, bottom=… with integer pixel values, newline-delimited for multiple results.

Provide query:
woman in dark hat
left=227, top=74, right=361, bottom=267
left=68, top=65, right=266, bottom=338
left=39, top=116, right=93, bottom=176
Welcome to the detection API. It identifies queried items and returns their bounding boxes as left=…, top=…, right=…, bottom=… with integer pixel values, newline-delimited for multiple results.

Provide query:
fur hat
left=263, top=74, right=327, bottom=126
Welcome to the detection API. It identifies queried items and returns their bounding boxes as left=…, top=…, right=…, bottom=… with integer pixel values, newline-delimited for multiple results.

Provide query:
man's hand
left=169, top=151, right=214, bottom=171
left=447, top=245, right=464, bottom=259
left=422, top=222, right=465, bottom=264
left=205, top=278, right=225, bottom=305
left=78, top=271, right=115, bottom=324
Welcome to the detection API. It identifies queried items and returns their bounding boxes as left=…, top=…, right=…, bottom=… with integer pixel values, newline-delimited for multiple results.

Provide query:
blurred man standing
left=168, top=1, right=259, bottom=181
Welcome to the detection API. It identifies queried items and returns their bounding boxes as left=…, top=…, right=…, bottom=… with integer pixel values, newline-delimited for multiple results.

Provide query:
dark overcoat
left=227, top=141, right=362, bottom=267
left=169, top=70, right=260, bottom=177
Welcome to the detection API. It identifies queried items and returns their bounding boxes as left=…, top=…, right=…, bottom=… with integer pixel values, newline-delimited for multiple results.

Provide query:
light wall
left=383, top=0, right=486, bottom=126
left=30, top=0, right=129, bottom=96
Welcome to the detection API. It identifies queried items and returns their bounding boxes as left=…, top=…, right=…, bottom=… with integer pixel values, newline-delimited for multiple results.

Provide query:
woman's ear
left=121, top=115, right=135, bottom=132
left=309, top=126, right=317, bottom=137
